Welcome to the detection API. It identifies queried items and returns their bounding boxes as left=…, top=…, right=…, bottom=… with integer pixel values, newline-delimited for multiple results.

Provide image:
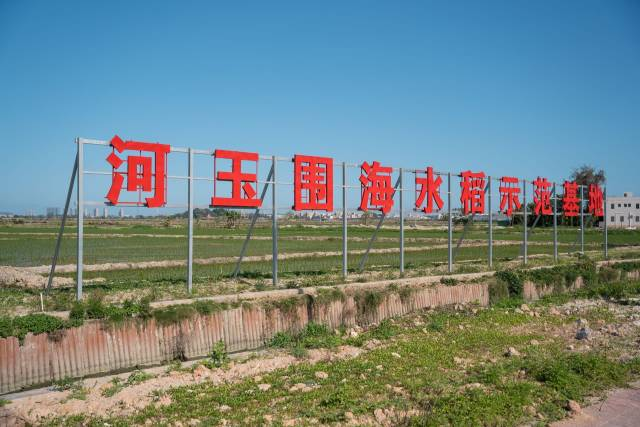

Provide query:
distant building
left=119, top=208, right=125, bottom=218
left=104, top=207, right=109, bottom=218
left=607, top=192, right=640, bottom=228
left=94, top=208, right=100, bottom=218
left=46, top=207, right=59, bottom=218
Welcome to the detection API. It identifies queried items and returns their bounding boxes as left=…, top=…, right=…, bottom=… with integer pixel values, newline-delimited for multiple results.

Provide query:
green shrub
left=495, top=270, right=524, bottom=298
left=202, top=341, right=229, bottom=369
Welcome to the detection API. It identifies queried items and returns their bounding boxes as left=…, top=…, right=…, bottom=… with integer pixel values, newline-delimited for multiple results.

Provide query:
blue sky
left=0, top=0, right=639, bottom=214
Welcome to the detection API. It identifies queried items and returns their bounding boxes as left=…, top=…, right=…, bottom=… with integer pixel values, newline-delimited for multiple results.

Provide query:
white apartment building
left=607, top=192, right=640, bottom=228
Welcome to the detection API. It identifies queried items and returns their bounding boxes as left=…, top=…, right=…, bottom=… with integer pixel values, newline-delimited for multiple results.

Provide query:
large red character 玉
left=293, top=154, right=334, bottom=211
left=460, top=171, right=485, bottom=215
left=106, top=135, right=171, bottom=207
left=499, top=176, right=522, bottom=217
left=563, top=181, right=580, bottom=217
left=359, top=161, right=394, bottom=214
left=211, top=149, right=261, bottom=208
left=588, top=184, right=604, bottom=217
left=415, top=166, right=443, bottom=213
left=532, top=177, right=552, bottom=215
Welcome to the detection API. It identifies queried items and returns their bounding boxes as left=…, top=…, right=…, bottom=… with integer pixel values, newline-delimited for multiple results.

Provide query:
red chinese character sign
left=359, top=161, right=394, bottom=214
left=563, top=181, right=579, bottom=217
left=415, top=166, right=443, bottom=213
left=105, top=135, right=171, bottom=207
left=588, top=184, right=604, bottom=217
left=533, top=177, right=552, bottom=215
left=498, top=176, right=522, bottom=217
left=460, top=171, right=485, bottom=215
left=293, top=155, right=333, bottom=211
left=211, top=150, right=261, bottom=208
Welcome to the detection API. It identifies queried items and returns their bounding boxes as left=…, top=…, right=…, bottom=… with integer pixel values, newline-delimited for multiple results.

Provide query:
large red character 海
left=415, top=166, right=443, bottom=213
left=588, top=184, right=604, bottom=217
left=211, top=150, right=261, bottom=208
left=359, top=161, right=394, bottom=214
left=293, top=154, right=333, bottom=211
left=460, top=171, right=485, bottom=215
left=563, top=181, right=580, bottom=217
left=532, top=177, right=552, bottom=216
left=499, top=176, right=522, bottom=217
left=106, top=135, right=171, bottom=207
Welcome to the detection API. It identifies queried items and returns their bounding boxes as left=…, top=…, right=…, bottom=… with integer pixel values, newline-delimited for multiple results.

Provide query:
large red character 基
left=563, top=181, right=580, bottom=217
left=293, top=154, right=334, bottom=211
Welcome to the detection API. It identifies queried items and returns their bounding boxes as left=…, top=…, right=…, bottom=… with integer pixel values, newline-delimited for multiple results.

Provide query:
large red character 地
left=499, top=176, right=522, bottom=217
left=460, top=171, right=485, bottom=215
left=106, top=135, right=171, bottom=207
left=359, top=161, right=394, bottom=214
left=532, top=177, right=552, bottom=215
left=588, top=184, right=604, bottom=217
left=563, top=181, right=580, bottom=217
left=211, top=150, right=261, bottom=208
left=415, top=166, right=443, bottom=213
left=293, top=155, right=333, bottom=211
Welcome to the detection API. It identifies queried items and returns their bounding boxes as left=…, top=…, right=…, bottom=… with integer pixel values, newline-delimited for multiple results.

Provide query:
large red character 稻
left=415, top=166, right=443, bottom=213
left=359, top=161, right=394, bottom=214
left=499, top=176, right=522, bottom=217
left=588, top=184, right=604, bottom=217
left=563, top=181, right=580, bottom=217
left=106, top=135, right=171, bottom=207
left=532, top=177, right=552, bottom=215
left=293, top=154, right=334, bottom=211
left=460, top=171, right=485, bottom=215
left=211, top=150, right=261, bottom=208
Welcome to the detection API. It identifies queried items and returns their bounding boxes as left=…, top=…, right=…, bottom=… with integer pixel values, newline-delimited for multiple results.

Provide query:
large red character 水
left=211, top=149, right=261, bottom=208
left=105, top=135, right=171, bottom=207
left=532, top=177, right=552, bottom=215
left=415, top=166, right=443, bottom=213
left=460, top=171, right=485, bottom=215
left=293, top=155, right=334, bottom=211
left=563, top=181, right=580, bottom=217
left=588, top=184, right=604, bottom=217
left=498, top=176, right=522, bottom=217
left=359, top=161, right=395, bottom=214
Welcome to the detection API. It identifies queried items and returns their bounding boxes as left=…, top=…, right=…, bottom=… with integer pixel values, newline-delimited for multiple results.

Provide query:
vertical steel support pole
left=447, top=172, right=453, bottom=273
left=580, top=185, right=585, bottom=254
left=399, top=168, right=404, bottom=274
left=187, top=148, right=194, bottom=294
left=76, top=138, right=84, bottom=301
left=553, top=183, right=558, bottom=262
left=488, top=176, right=493, bottom=268
left=272, top=156, right=278, bottom=286
left=604, top=186, right=608, bottom=259
left=523, top=179, right=528, bottom=265
left=342, top=162, right=347, bottom=279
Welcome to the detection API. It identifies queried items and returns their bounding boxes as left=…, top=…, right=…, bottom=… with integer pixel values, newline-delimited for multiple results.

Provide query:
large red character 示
left=359, top=161, right=394, bottom=214
left=106, top=135, right=171, bottom=208
left=498, top=176, right=522, bottom=217
left=460, top=171, right=485, bottom=215
left=563, top=181, right=580, bottom=217
left=588, top=184, right=604, bottom=217
left=293, top=155, right=333, bottom=211
left=211, top=150, right=261, bottom=208
left=532, top=177, right=552, bottom=216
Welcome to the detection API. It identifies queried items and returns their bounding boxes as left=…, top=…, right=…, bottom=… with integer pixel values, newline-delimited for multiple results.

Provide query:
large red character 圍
left=563, top=181, right=580, bottom=217
left=106, top=135, right=171, bottom=207
left=293, top=155, right=333, bottom=211
left=499, top=176, right=522, bottom=217
left=460, top=171, right=485, bottom=215
left=211, top=150, right=261, bottom=208
left=415, top=166, right=443, bottom=213
left=532, top=177, right=552, bottom=216
left=588, top=184, right=604, bottom=217
left=359, top=161, right=394, bottom=214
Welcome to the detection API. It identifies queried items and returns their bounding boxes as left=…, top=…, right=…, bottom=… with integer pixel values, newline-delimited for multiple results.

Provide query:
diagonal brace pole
left=232, top=165, right=274, bottom=278
left=452, top=213, right=475, bottom=262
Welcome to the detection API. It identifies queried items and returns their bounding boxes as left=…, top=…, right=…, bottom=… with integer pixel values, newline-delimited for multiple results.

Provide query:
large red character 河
left=359, top=161, right=394, bottom=214
left=415, top=166, right=443, bottom=213
left=532, top=177, right=552, bottom=215
left=293, top=155, right=334, bottom=211
left=563, top=181, right=580, bottom=217
left=588, top=184, right=604, bottom=217
left=499, top=176, right=522, bottom=217
left=211, top=149, right=261, bottom=208
left=106, top=135, right=171, bottom=207
left=460, top=171, right=485, bottom=215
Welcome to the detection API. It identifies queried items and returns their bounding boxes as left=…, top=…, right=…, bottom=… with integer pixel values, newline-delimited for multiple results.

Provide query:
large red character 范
left=211, top=150, right=261, bottom=208
left=563, top=181, right=580, bottom=217
left=499, top=176, right=522, bottom=217
left=293, top=154, right=333, bottom=211
left=532, top=177, right=552, bottom=215
left=359, top=161, right=394, bottom=214
left=106, top=135, right=171, bottom=207
left=460, top=171, right=485, bottom=215
left=415, top=166, right=443, bottom=213
left=588, top=184, right=604, bottom=217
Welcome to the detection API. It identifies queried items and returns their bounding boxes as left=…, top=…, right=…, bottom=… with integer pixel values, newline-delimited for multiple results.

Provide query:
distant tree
left=570, top=165, right=606, bottom=187
left=224, top=210, right=241, bottom=228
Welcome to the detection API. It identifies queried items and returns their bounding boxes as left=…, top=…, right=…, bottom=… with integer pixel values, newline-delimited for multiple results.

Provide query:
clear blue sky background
left=1, top=0, right=639, bottom=214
